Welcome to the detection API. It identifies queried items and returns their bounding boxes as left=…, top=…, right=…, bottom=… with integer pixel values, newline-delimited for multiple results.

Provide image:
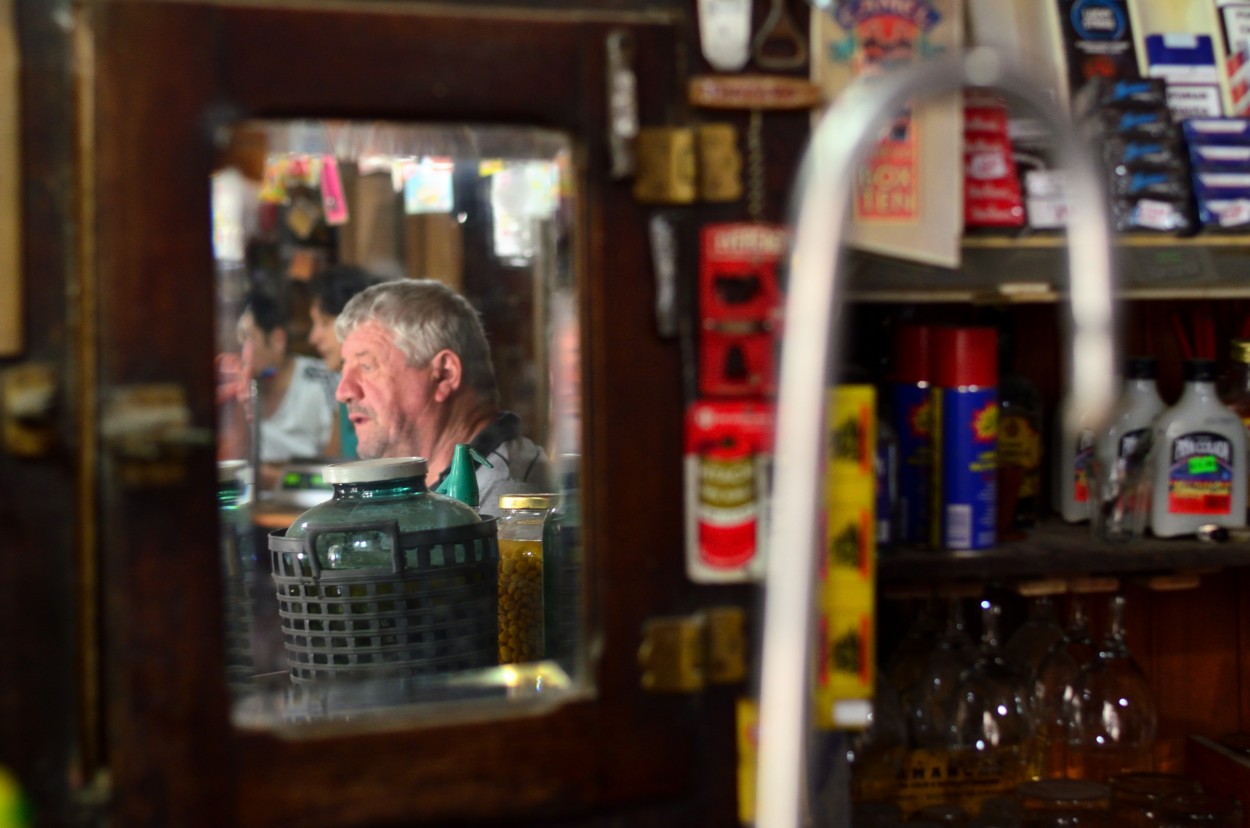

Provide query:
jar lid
left=323, top=457, right=428, bottom=484
left=1232, top=339, right=1250, bottom=364
left=498, top=493, right=557, bottom=511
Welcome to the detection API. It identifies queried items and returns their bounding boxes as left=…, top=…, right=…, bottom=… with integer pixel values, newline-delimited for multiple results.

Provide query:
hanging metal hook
left=752, top=0, right=808, bottom=71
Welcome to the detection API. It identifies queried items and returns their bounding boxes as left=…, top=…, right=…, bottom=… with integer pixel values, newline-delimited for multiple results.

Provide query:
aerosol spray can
left=931, top=327, right=998, bottom=550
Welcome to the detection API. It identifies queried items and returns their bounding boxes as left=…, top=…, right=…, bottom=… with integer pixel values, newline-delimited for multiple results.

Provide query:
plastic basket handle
left=303, top=519, right=405, bottom=577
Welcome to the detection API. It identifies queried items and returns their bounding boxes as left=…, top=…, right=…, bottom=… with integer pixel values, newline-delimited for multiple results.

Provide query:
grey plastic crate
left=268, top=518, right=499, bottom=683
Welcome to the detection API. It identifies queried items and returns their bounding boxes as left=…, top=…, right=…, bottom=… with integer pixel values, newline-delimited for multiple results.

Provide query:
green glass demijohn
left=285, top=456, right=481, bottom=570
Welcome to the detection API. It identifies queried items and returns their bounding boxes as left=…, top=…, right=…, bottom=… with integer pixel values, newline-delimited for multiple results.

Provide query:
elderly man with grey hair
left=334, top=278, right=551, bottom=516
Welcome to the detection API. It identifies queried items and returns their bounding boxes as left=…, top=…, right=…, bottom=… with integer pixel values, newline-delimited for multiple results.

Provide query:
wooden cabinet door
left=88, top=4, right=742, bottom=825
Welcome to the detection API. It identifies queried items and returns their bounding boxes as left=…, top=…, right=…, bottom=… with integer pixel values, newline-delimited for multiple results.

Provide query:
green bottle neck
left=332, top=476, right=428, bottom=501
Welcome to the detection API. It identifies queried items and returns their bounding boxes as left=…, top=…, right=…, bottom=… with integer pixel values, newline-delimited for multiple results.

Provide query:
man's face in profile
left=336, top=320, right=438, bottom=459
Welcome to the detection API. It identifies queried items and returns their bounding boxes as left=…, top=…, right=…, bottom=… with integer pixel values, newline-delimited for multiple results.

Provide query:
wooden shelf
left=846, top=240, right=1250, bottom=303
left=961, top=233, right=1250, bottom=249
left=878, top=520, right=1250, bottom=587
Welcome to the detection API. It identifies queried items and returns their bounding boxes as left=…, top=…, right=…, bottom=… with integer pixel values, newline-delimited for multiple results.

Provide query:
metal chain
left=747, top=109, right=765, bottom=221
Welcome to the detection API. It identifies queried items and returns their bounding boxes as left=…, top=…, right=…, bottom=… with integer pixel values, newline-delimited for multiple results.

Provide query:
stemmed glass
left=1066, top=593, right=1157, bottom=783
left=1003, top=595, right=1066, bottom=688
left=847, top=679, right=909, bottom=807
left=1030, top=595, right=1097, bottom=778
left=908, top=598, right=977, bottom=749
left=886, top=597, right=943, bottom=701
left=947, top=599, right=1035, bottom=814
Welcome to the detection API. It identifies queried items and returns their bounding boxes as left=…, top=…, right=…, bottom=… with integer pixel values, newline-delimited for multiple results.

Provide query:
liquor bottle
left=997, top=329, right=1043, bottom=539
left=1220, top=338, right=1250, bottom=522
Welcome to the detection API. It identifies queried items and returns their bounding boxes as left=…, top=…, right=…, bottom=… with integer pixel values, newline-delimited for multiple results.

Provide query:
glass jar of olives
left=496, top=494, right=556, bottom=664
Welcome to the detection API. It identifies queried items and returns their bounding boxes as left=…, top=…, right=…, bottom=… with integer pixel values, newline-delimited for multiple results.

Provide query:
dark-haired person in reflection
left=335, top=279, right=551, bottom=516
left=238, top=290, right=339, bottom=489
left=306, top=264, right=382, bottom=460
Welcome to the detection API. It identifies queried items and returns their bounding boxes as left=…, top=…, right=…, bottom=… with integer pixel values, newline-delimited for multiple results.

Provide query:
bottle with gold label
left=1221, top=339, right=1250, bottom=521
left=997, top=330, right=1043, bottom=539
left=496, top=493, right=556, bottom=664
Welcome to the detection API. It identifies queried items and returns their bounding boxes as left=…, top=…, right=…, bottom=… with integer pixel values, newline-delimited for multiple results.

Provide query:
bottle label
left=1167, top=431, right=1234, bottom=514
left=998, top=412, right=1041, bottom=497
left=892, top=382, right=932, bottom=544
left=1118, top=427, right=1150, bottom=460
left=1073, top=428, right=1095, bottom=504
left=684, top=400, right=773, bottom=579
left=890, top=747, right=1026, bottom=817
left=698, top=453, right=758, bottom=567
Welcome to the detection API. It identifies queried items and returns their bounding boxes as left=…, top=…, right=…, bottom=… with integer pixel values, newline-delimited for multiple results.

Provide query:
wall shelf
left=847, top=237, right=1250, bottom=303
left=878, top=521, right=1250, bottom=588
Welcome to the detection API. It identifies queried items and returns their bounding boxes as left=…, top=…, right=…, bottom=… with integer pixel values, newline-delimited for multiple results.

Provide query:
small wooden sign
left=688, top=74, right=823, bottom=111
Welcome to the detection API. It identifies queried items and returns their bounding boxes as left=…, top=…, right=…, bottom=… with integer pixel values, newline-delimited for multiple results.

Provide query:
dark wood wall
left=4, top=0, right=1250, bottom=825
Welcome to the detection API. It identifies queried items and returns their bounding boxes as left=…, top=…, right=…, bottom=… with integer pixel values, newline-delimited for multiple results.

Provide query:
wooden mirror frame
left=88, top=4, right=719, bottom=824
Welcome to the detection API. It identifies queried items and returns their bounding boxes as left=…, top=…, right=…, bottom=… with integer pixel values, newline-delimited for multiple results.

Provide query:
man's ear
left=429, top=349, right=464, bottom=402
left=268, top=327, right=288, bottom=353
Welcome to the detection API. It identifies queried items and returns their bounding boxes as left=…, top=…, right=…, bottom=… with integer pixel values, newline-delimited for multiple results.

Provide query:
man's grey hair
left=336, top=279, right=499, bottom=404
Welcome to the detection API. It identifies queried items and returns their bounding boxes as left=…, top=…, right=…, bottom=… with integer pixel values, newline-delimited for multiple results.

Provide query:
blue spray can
left=931, top=327, right=998, bottom=550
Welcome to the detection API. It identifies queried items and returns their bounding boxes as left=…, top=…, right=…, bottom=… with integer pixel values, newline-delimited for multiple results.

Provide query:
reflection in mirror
left=211, top=121, right=585, bottom=728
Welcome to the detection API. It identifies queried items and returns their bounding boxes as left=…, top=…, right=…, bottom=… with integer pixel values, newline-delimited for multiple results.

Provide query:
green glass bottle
left=435, top=443, right=491, bottom=509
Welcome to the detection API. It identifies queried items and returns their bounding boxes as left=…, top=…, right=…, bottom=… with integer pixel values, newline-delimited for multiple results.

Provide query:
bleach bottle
left=1150, top=358, right=1247, bottom=538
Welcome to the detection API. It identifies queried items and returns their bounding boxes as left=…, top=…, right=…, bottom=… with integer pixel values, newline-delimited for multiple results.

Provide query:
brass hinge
left=638, top=606, right=747, bottom=693
left=1, top=362, right=58, bottom=457
left=101, top=384, right=213, bottom=486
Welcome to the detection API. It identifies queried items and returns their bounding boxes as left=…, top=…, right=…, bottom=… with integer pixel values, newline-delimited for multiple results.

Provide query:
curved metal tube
left=754, top=47, right=1118, bottom=827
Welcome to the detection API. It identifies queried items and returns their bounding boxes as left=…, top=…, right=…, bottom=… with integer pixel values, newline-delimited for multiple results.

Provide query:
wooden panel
left=89, top=4, right=732, bottom=827
left=1136, top=580, right=1242, bottom=773
left=0, top=0, right=19, bottom=355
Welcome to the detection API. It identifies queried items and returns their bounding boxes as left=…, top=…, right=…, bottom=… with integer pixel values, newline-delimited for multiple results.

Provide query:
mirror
left=211, top=120, right=586, bottom=728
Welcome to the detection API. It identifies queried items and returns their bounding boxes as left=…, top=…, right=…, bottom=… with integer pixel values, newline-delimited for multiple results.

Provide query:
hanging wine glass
left=1030, top=595, right=1098, bottom=778
left=1109, top=772, right=1203, bottom=827
left=947, top=599, right=1034, bottom=816
left=887, top=596, right=944, bottom=701
left=1002, top=595, right=1065, bottom=687
left=908, top=597, right=977, bottom=749
left=1154, top=791, right=1244, bottom=827
left=1066, top=593, right=1157, bottom=783
left=848, top=679, right=910, bottom=807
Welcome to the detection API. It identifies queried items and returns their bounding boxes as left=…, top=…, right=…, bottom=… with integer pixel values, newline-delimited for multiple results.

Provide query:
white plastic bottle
left=1095, top=356, right=1165, bottom=480
left=1091, top=356, right=1165, bottom=541
left=1150, top=358, right=1248, bottom=538
left=1052, top=392, right=1099, bottom=523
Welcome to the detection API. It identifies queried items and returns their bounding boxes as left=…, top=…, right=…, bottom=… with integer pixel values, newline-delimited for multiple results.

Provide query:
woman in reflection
left=306, top=264, right=382, bottom=460
left=335, top=278, right=552, bottom=516
left=238, top=289, right=340, bottom=489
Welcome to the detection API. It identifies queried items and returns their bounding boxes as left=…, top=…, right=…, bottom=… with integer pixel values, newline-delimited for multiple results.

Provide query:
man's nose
left=336, top=371, right=357, bottom=404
